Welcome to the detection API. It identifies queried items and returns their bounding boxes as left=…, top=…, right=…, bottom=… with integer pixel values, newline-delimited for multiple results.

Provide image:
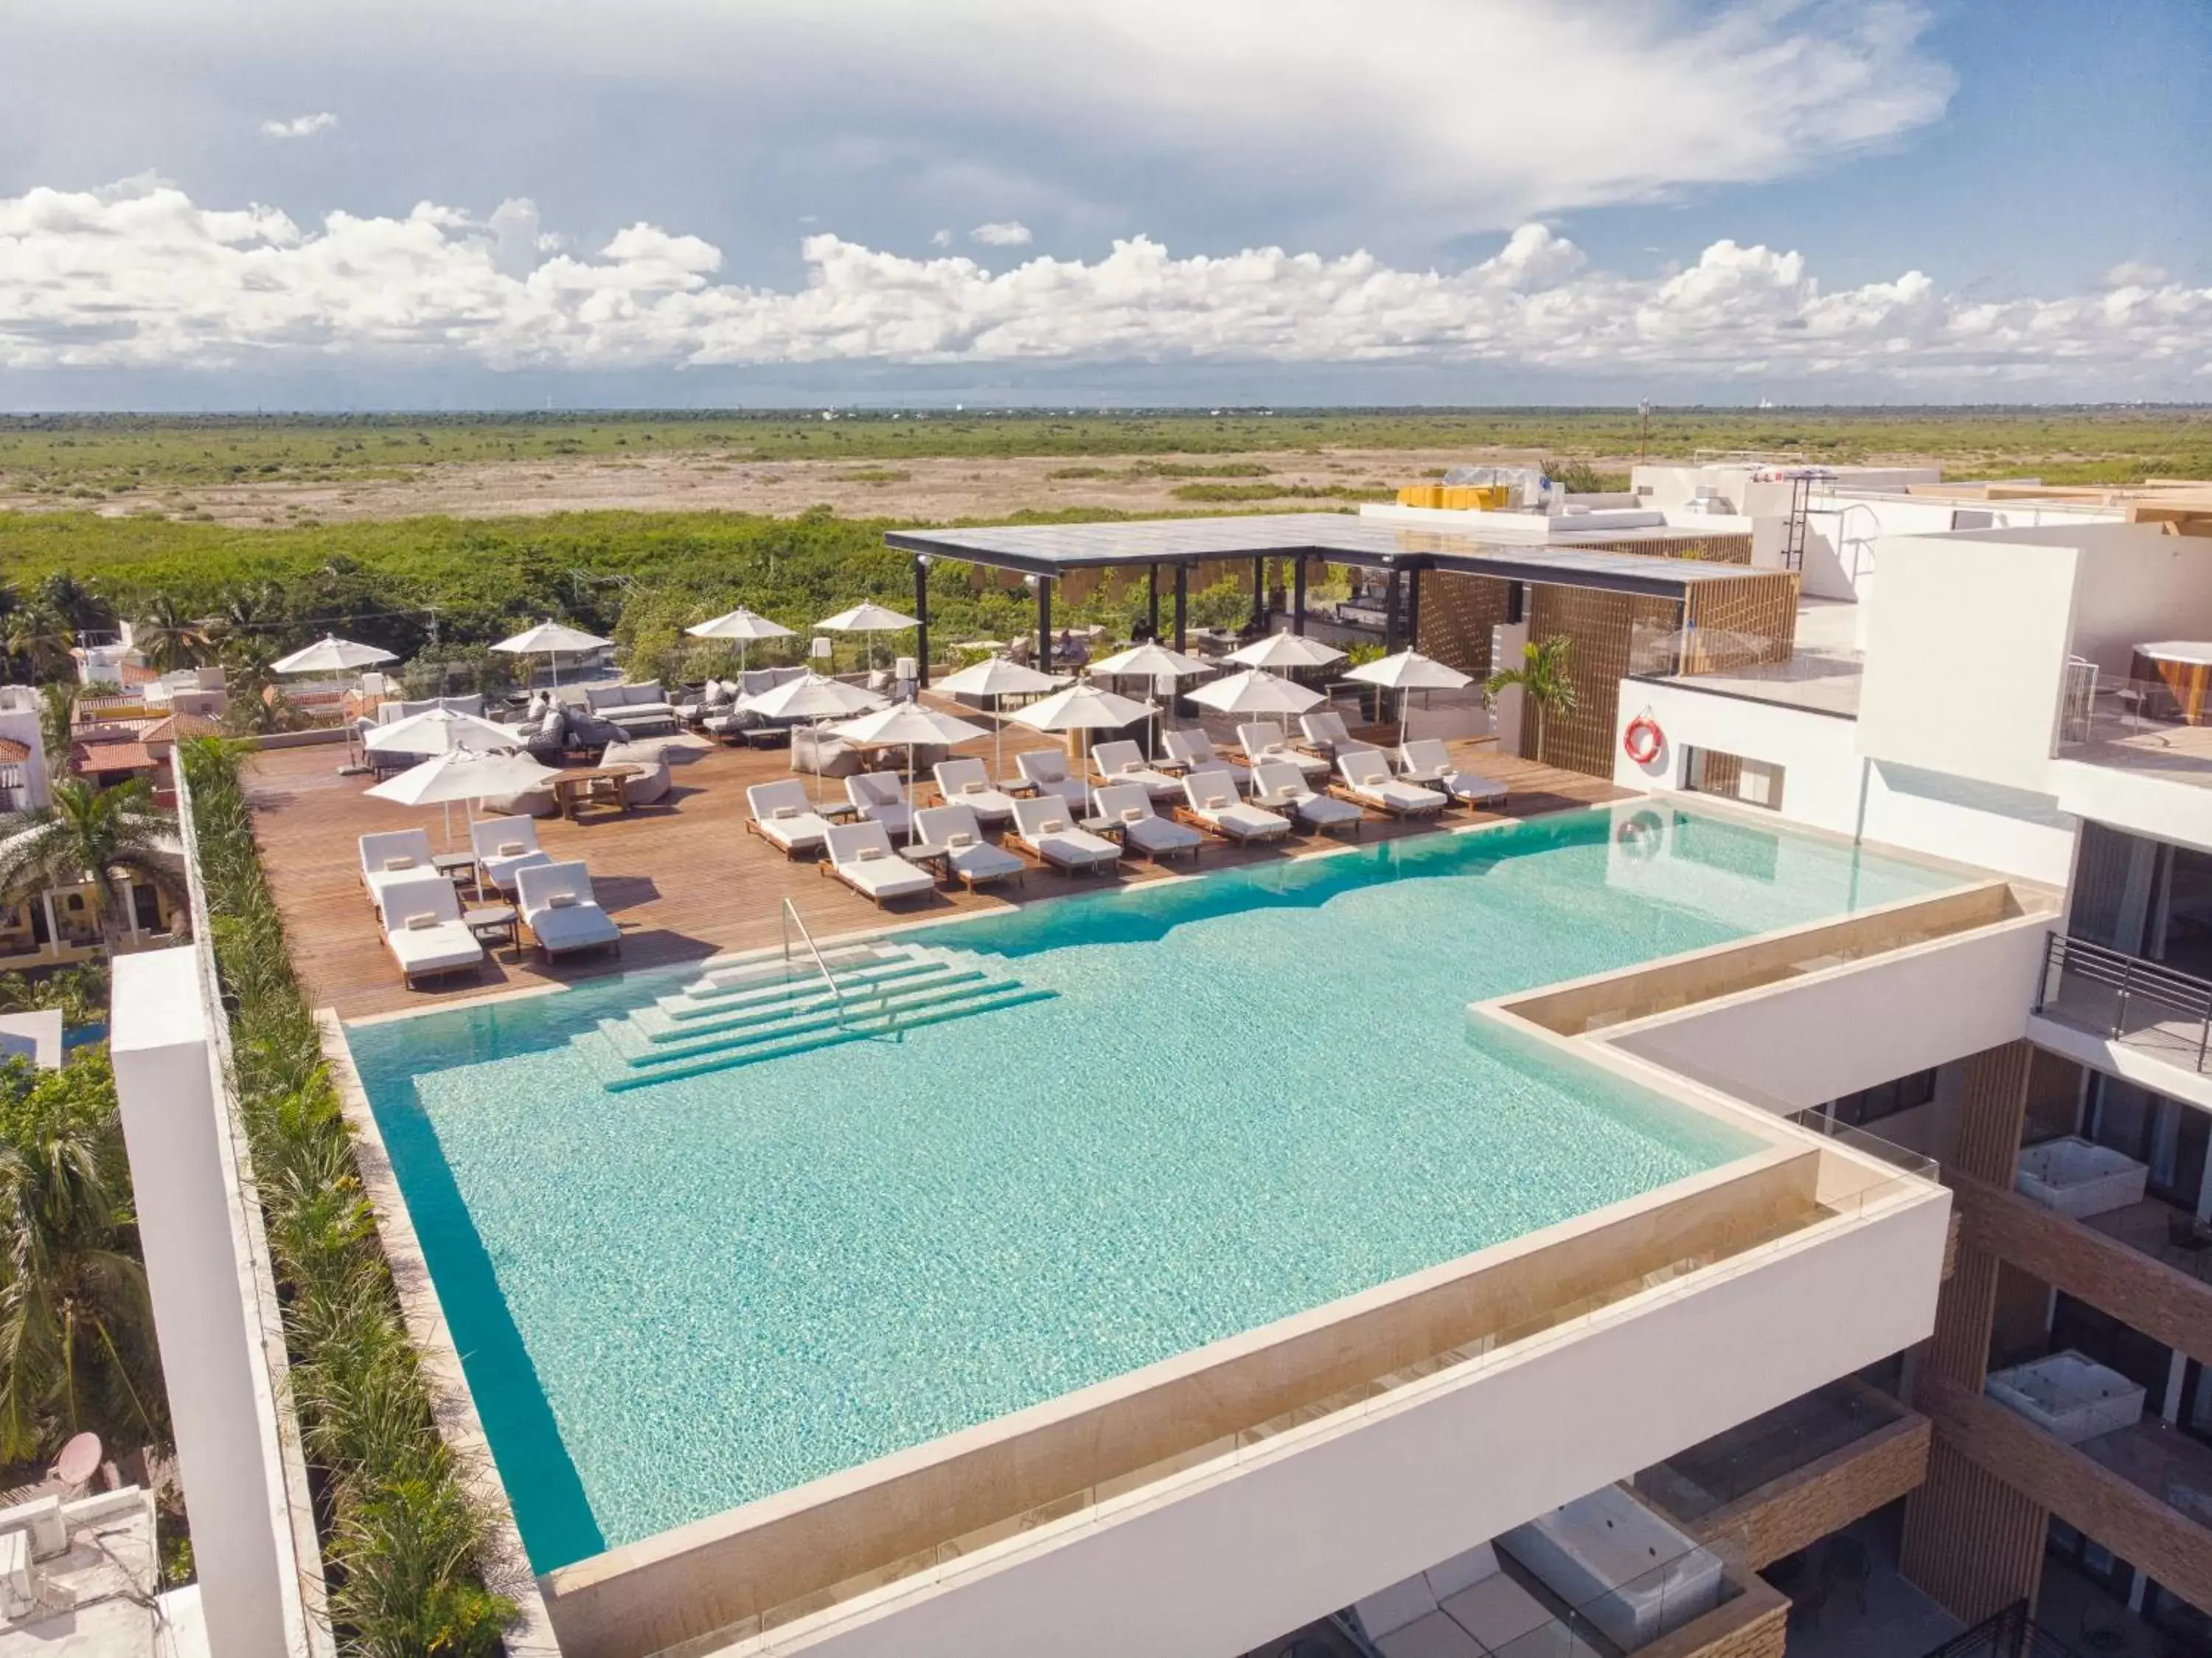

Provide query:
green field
left=5, top=406, right=2212, bottom=499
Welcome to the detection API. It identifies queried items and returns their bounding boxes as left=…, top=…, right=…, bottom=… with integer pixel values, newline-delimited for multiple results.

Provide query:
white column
left=111, top=948, right=301, bottom=1658
left=1489, top=620, right=1529, bottom=758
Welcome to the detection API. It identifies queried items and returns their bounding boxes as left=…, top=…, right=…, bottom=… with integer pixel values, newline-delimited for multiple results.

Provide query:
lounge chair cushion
left=497, top=840, right=526, bottom=856
left=403, top=912, right=439, bottom=930
left=384, top=855, right=417, bottom=870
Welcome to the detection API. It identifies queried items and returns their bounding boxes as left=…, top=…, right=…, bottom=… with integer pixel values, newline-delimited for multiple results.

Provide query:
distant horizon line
left=4, top=402, right=2210, bottom=421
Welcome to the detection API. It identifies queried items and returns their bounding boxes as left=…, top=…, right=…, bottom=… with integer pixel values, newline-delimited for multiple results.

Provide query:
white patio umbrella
left=817, top=602, right=921, bottom=676
left=686, top=606, right=794, bottom=673
left=1345, top=649, right=1474, bottom=742
left=1225, top=631, right=1346, bottom=675
left=363, top=706, right=520, bottom=757
left=935, top=656, right=1062, bottom=778
left=830, top=703, right=993, bottom=842
left=740, top=671, right=889, bottom=804
left=491, top=619, right=614, bottom=689
left=270, top=634, right=397, bottom=676
left=1010, top=681, right=1156, bottom=771
left=1186, top=667, right=1324, bottom=718
left=366, top=748, right=557, bottom=845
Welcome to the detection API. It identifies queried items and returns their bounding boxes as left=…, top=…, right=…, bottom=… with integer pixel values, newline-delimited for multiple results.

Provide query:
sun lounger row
left=361, top=825, right=621, bottom=987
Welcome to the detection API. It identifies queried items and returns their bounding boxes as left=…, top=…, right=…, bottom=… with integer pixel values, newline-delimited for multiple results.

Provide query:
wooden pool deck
left=244, top=724, right=1625, bottom=1023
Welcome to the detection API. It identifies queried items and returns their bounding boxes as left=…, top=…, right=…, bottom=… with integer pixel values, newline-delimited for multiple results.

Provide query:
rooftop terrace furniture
left=1399, top=738, right=1510, bottom=808
left=599, top=737, right=674, bottom=806
left=515, top=860, right=623, bottom=962
left=1338, top=748, right=1447, bottom=819
left=1088, top=739, right=1182, bottom=802
left=1299, top=709, right=1377, bottom=760
left=359, top=828, right=439, bottom=920
left=1009, top=795, right=1119, bottom=875
left=789, top=726, right=860, bottom=774
left=745, top=780, right=835, bottom=857
left=583, top=681, right=678, bottom=736
left=1092, top=783, right=1201, bottom=862
left=1237, top=721, right=1332, bottom=784
left=1251, top=758, right=1364, bottom=838
left=822, top=821, right=936, bottom=907
left=846, top=771, right=915, bottom=837
left=1158, top=727, right=1249, bottom=785
left=1182, top=766, right=1291, bottom=844
left=468, top=815, right=552, bottom=896
left=379, top=873, right=486, bottom=988
left=932, top=758, right=1018, bottom=826
left=912, top=803, right=1026, bottom=891
left=1014, top=748, right=1091, bottom=809
left=1499, top=1487, right=1724, bottom=1653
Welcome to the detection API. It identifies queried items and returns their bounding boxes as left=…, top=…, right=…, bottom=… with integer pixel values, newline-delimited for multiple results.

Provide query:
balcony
left=2033, top=932, right=2212, bottom=1075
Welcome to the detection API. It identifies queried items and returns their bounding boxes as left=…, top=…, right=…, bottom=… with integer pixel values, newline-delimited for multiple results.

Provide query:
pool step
left=578, top=940, right=1051, bottom=1091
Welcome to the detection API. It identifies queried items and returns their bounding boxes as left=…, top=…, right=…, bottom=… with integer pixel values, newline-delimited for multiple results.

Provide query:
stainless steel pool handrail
left=781, top=898, right=851, bottom=1026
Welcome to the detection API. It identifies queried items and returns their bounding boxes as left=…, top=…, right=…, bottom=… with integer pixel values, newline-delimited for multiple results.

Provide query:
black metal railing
left=1921, top=1599, right=2084, bottom=1658
left=2036, top=932, right=2212, bottom=1072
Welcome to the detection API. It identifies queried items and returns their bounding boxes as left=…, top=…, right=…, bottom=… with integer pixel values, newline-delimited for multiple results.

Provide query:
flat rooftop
left=885, top=512, right=1770, bottom=597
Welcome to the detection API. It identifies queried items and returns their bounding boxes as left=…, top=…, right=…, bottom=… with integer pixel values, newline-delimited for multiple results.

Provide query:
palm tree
left=0, top=1050, right=161, bottom=1461
left=1485, top=634, right=1578, bottom=761
left=4, top=606, right=74, bottom=684
left=0, top=780, right=183, bottom=943
left=35, top=575, right=111, bottom=642
left=133, top=594, right=209, bottom=674
left=205, top=583, right=282, bottom=664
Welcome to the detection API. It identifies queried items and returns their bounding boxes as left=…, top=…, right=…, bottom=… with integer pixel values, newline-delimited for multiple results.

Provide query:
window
left=1683, top=746, right=1784, bottom=812
left=1950, top=508, right=1996, bottom=531
left=2085, top=1073, right=2209, bottom=1210
left=1821, top=1069, right=1938, bottom=1130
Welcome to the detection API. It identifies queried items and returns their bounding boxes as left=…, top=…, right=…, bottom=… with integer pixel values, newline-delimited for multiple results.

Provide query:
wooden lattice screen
left=1524, top=585, right=1683, bottom=777
left=1415, top=572, right=1513, bottom=679
left=1680, top=572, right=1801, bottom=673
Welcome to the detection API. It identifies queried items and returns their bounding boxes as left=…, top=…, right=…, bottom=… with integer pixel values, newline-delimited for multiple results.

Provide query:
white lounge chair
left=515, top=860, right=624, bottom=961
left=359, top=828, right=439, bottom=921
left=822, top=820, right=936, bottom=906
left=1338, top=747, right=1448, bottom=818
left=1298, top=709, right=1377, bottom=759
left=1091, top=783, right=1201, bottom=862
left=846, top=771, right=915, bottom=837
left=1399, top=738, right=1510, bottom=808
left=468, top=815, right=552, bottom=896
left=1182, top=766, right=1290, bottom=844
left=1088, top=739, right=1182, bottom=802
left=379, top=873, right=485, bottom=988
left=745, top=780, right=835, bottom=856
left=1013, top=748, right=1091, bottom=809
left=1159, top=727, right=1249, bottom=785
left=1250, top=758, right=1364, bottom=837
left=1009, top=795, right=1119, bottom=875
left=1236, top=721, right=1331, bottom=784
left=932, top=757, right=1018, bottom=826
left=912, top=804, right=1027, bottom=891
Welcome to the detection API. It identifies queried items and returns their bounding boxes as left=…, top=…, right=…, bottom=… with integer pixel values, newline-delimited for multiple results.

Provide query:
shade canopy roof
left=1186, top=667, right=1324, bottom=717
left=362, top=707, right=518, bottom=755
left=1009, top=683, right=1155, bottom=732
left=270, top=634, right=397, bottom=675
left=737, top=672, right=888, bottom=721
left=817, top=603, right=921, bottom=633
left=932, top=658, right=1062, bottom=698
left=1344, top=650, right=1474, bottom=693
left=492, top=620, right=613, bottom=655
left=1226, top=631, right=1345, bottom=672
left=366, top=748, right=556, bottom=807
left=686, top=607, right=795, bottom=642
left=829, top=704, right=991, bottom=749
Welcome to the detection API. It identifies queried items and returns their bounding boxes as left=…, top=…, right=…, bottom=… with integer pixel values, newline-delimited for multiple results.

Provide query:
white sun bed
left=1299, top=709, right=1377, bottom=759
left=468, top=814, right=552, bottom=895
left=515, top=859, right=624, bottom=961
left=1338, top=747, right=1447, bottom=818
left=359, top=828, right=439, bottom=920
left=1236, top=721, right=1332, bottom=784
left=846, top=771, right=915, bottom=837
left=1159, top=727, right=1249, bottom=785
left=745, top=779, right=835, bottom=856
left=822, top=820, right=936, bottom=906
left=1013, top=748, right=1092, bottom=808
left=1182, top=766, right=1290, bottom=843
left=1091, top=782, right=1201, bottom=861
left=1088, top=739, right=1183, bottom=801
left=379, top=873, right=485, bottom=988
left=1009, top=795, right=1120, bottom=875
left=911, top=803, right=1027, bottom=891
left=1399, top=738, right=1510, bottom=808
left=932, top=758, right=1018, bottom=826
left=1250, top=758, right=1364, bottom=837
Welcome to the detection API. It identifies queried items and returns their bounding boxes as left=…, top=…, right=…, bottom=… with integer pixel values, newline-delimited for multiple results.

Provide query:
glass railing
left=2034, top=931, right=2212, bottom=1072
left=2056, top=672, right=2212, bottom=749
left=1633, top=1376, right=1909, bottom=1524
left=654, top=1170, right=1927, bottom=1653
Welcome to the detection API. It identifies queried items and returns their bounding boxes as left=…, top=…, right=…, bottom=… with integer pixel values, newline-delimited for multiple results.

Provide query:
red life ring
left=1623, top=715, right=1665, bottom=766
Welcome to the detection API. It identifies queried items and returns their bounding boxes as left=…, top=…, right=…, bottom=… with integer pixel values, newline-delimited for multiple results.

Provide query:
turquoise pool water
left=349, top=804, right=1962, bottom=1569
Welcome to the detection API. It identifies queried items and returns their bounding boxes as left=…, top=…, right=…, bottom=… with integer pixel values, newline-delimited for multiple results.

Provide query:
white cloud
left=929, top=229, right=953, bottom=249
left=970, top=221, right=1032, bottom=248
left=4, top=179, right=2208, bottom=392
left=260, top=111, right=338, bottom=140
left=2103, top=260, right=2169, bottom=290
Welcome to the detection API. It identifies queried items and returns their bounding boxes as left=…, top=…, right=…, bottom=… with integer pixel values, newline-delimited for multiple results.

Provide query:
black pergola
left=885, top=513, right=1759, bottom=688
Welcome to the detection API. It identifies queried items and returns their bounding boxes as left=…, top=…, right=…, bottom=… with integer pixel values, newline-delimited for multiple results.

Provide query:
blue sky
left=1, top=0, right=2208, bottom=408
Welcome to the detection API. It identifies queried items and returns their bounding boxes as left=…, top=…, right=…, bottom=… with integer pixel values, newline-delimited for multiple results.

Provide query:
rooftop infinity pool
left=346, top=803, right=1964, bottom=1570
